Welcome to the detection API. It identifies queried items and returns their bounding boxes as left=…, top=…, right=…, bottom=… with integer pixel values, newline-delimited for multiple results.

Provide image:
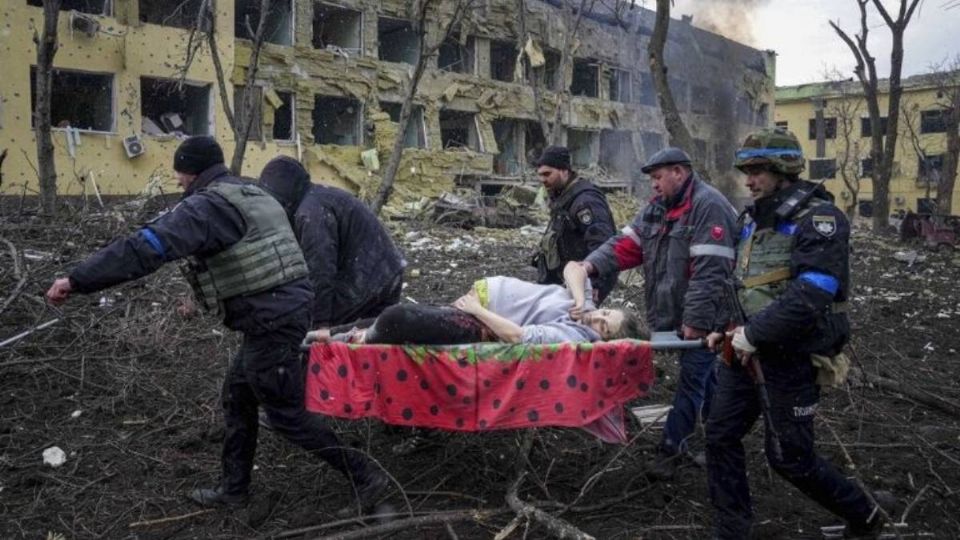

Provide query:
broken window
left=492, top=119, right=520, bottom=175
left=918, top=153, right=944, bottom=184
left=139, top=0, right=209, bottom=31
left=140, top=77, right=211, bottom=136
left=235, top=0, right=293, bottom=46
left=542, top=49, right=561, bottom=90
left=313, top=3, right=362, bottom=54
left=808, top=158, right=836, bottom=179
left=233, top=85, right=263, bottom=141
left=525, top=122, right=546, bottom=165
left=860, top=116, right=888, bottom=137
left=567, top=129, right=598, bottom=168
left=272, top=91, right=294, bottom=141
left=380, top=102, right=426, bottom=149
left=30, top=67, right=113, bottom=132
left=599, top=130, right=633, bottom=178
left=378, top=18, right=418, bottom=64
left=636, top=72, right=657, bottom=107
left=571, top=58, right=598, bottom=98
left=313, top=96, right=361, bottom=145
left=691, top=85, right=712, bottom=115
left=808, top=117, right=837, bottom=140
left=439, top=33, right=475, bottom=74
left=920, top=110, right=948, bottom=134
left=439, top=109, right=481, bottom=151
left=608, top=68, right=632, bottom=103
left=27, top=0, right=110, bottom=15
left=490, top=40, right=517, bottom=82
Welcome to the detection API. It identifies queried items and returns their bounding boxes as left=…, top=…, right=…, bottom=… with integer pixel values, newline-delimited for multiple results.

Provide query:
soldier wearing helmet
left=704, top=128, right=892, bottom=539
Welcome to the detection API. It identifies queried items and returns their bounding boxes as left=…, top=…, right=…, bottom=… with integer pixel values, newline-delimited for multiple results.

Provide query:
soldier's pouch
left=810, top=352, right=850, bottom=388
left=539, top=228, right=562, bottom=271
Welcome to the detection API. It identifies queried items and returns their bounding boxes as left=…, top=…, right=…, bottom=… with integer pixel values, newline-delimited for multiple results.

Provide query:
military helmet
left=734, top=128, right=805, bottom=175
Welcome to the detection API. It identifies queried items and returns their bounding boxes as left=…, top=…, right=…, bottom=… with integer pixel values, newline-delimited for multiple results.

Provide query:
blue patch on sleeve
left=739, top=222, right=755, bottom=240
left=139, top=228, right=166, bottom=259
left=798, top=271, right=839, bottom=295
left=775, top=221, right=798, bottom=235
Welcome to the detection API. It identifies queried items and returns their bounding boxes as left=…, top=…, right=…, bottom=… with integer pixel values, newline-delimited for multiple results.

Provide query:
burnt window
left=380, top=102, right=426, bottom=149
left=272, top=91, right=294, bottom=140
left=313, top=96, right=361, bottom=145
left=920, top=109, right=948, bottom=134
left=571, top=58, right=598, bottom=98
left=860, top=116, right=888, bottom=137
left=567, top=129, right=598, bottom=168
left=808, top=117, right=837, bottom=140
left=378, top=18, right=418, bottom=64
left=492, top=119, right=520, bottom=175
left=235, top=0, right=293, bottom=46
left=609, top=68, right=632, bottom=103
left=808, top=158, right=836, bottom=179
left=918, top=153, right=944, bottom=183
left=439, top=33, right=475, bottom=74
left=26, top=0, right=109, bottom=15
left=525, top=122, right=546, bottom=165
left=233, top=85, right=263, bottom=141
left=140, top=77, right=211, bottom=136
left=30, top=67, right=113, bottom=132
left=139, top=0, right=210, bottom=31
left=313, top=4, right=362, bottom=54
left=439, top=109, right=480, bottom=151
left=490, top=40, right=517, bottom=82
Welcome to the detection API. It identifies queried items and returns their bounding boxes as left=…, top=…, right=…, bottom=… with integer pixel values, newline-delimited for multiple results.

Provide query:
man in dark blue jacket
left=258, top=156, right=406, bottom=331
left=46, top=137, right=387, bottom=515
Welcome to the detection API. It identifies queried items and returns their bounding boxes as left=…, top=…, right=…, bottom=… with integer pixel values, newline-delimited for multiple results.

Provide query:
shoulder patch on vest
left=576, top=208, right=594, bottom=225
left=711, top=225, right=725, bottom=241
left=812, top=214, right=837, bottom=237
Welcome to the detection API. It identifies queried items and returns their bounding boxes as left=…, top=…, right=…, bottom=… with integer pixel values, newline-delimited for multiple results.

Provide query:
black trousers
left=221, top=315, right=369, bottom=494
left=705, top=356, right=875, bottom=539
left=333, top=304, right=491, bottom=345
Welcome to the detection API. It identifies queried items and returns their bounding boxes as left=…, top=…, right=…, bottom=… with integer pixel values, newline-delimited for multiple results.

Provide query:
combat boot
left=335, top=465, right=389, bottom=519
left=188, top=485, right=249, bottom=508
left=843, top=490, right=898, bottom=539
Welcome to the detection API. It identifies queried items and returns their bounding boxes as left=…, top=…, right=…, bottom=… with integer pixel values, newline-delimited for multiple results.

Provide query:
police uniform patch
left=812, top=215, right=836, bottom=237
left=576, top=208, right=593, bottom=225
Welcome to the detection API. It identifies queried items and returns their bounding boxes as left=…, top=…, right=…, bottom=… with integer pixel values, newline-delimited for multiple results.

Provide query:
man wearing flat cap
left=531, top=145, right=617, bottom=303
left=45, top=136, right=388, bottom=516
left=567, top=147, right=737, bottom=480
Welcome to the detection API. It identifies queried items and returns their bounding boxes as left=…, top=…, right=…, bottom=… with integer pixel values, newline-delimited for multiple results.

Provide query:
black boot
left=188, top=485, right=249, bottom=508
left=335, top=465, right=389, bottom=519
left=843, top=490, right=898, bottom=539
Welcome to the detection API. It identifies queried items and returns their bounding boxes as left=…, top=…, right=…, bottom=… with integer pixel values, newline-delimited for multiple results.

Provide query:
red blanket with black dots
left=304, top=341, right=654, bottom=437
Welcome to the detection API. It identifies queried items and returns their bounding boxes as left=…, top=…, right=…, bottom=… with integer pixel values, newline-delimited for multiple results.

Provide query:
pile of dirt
left=1, top=205, right=958, bottom=539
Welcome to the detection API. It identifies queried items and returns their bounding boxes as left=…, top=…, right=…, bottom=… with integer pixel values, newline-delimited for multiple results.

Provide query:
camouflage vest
left=735, top=198, right=828, bottom=317
left=182, top=182, right=308, bottom=314
left=538, top=178, right=602, bottom=271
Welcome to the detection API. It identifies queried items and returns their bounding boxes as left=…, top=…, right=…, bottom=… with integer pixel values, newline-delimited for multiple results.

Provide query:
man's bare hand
left=453, top=289, right=482, bottom=315
left=46, top=278, right=72, bottom=306
left=304, top=328, right=332, bottom=345
left=705, top=331, right=725, bottom=352
left=568, top=304, right=584, bottom=321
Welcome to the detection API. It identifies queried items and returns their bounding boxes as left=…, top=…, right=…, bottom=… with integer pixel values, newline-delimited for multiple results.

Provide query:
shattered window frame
left=608, top=67, right=633, bottom=104
left=313, top=3, right=364, bottom=55
left=29, top=66, right=115, bottom=133
left=492, top=118, right=522, bottom=175
left=807, top=117, right=837, bottom=140
left=571, top=58, right=599, bottom=98
left=233, top=85, right=263, bottom=142
left=439, top=109, right=482, bottom=152
left=312, top=95, right=363, bottom=146
left=272, top=91, right=295, bottom=142
left=140, top=76, right=213, bottom=137
left=26, top=0, right=111, bottom=16
left=234, top=0, right=294, bottom=46
left=377, top=17, right=418, bottom=65
left=139, top=0, right=211, bottom=31
left=807, top=158, right=837, bottom=180
left=438, top=32, right=475, bottom=74
left=380, top=101, right=427, bottom=149
left=489, top=39, right=518, bottom=83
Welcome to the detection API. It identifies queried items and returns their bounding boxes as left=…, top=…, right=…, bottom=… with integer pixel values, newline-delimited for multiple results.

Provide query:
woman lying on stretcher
left=306, top=263, right=646, bottom=345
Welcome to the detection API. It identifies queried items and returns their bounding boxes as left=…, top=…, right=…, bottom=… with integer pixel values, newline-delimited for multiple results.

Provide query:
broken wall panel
left=235, top=0, right=294, bottom=46
left=139, top=0, right=208, bottom=30
left=313, top=95, right=362, bottom=145
left=439, top=33, right=475, bottom=74
left=30, top=67, right=114, bottom=132
left=378, top=17, right=417, bottom=64
left=314, top=3, right=363, bottom=53
left=141, top=77, right=212, bottom=136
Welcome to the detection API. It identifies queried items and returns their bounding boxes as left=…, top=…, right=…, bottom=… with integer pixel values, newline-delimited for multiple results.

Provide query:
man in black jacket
left=531, top=146, right=617, bottom=303
left=258, top=156, right=406, bottom=330
left=46, top=137, right=387, bottom=515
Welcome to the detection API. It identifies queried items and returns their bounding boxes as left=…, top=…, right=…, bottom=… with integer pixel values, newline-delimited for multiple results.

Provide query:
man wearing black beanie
left=530, top=145, right=617, bottom=303
left=46, top=137, right=389, bottom=516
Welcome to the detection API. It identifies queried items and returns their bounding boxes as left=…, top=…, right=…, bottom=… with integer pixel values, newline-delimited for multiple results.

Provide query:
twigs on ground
left=128, top=509, right=214, bottom=528
left=0, top=236, right=27, bottom=317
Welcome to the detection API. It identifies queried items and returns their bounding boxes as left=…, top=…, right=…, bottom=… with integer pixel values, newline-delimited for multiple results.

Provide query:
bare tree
left=930, top=62, right=960, bottom=214
left=900, top=98, right=937, bottom=211
left=370, top=0, right=476, bottom=216
left=831, top=0, right=922, bottom=233
left=825, top=76, right=867, bottom=218
left=32, top=0, right=63, bottom=215
left=180, top=0, right=273, bottom=175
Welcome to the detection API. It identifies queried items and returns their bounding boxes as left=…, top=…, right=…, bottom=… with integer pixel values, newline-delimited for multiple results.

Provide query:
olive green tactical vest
left=183, top=182, right=308, bottom=314
left=735, top=199, right=827, bottom=316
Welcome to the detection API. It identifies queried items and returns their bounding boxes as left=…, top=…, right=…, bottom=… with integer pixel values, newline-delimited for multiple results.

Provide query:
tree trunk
left=34, top=0, right=62, bottom=216
left=937, top=104, right=959, bottom=214
left=647, top=0, right=704, bottom=178
left=230, top=0, right=272, bottom=175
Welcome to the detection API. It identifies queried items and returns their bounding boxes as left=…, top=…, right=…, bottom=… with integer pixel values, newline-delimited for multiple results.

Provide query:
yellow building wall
left=0, top=3, right=305, bottom=198
left=775, top=86, right=959, bottom=215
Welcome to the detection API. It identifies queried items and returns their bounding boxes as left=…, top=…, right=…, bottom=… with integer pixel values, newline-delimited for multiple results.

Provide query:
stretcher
left=304, top=333, right=704, bottom=443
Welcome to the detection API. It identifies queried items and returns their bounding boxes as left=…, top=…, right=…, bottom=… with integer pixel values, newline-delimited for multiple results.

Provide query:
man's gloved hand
left=730, top=326, right=756, bottom=354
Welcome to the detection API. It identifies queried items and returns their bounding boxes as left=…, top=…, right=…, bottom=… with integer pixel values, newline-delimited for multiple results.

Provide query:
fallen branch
left=280, top=509, right=509, bottom=540
left=128, top=509, right=214, bottom=528
left=850, top=367, right=960, bottom=418
left=505, top=472, right=595, bottom=540
left=0, top=236, right=28, bottom=317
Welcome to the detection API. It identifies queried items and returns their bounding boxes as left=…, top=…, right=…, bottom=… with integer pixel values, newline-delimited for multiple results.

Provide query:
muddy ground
left=1, top=199, right=959, bottom=539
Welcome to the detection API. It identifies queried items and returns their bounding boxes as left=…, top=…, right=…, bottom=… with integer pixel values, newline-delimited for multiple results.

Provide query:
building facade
left=776, top=73, right=960, bottom=217
left=1, top=1, right=774, bottom=207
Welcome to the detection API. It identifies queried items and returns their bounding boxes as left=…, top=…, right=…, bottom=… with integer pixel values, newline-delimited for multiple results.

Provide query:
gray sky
left=671, top=0, right=960, bottom=87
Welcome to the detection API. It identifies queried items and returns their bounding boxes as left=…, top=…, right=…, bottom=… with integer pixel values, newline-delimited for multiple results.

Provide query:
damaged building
left=0, top=1, right=774, bottom=207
